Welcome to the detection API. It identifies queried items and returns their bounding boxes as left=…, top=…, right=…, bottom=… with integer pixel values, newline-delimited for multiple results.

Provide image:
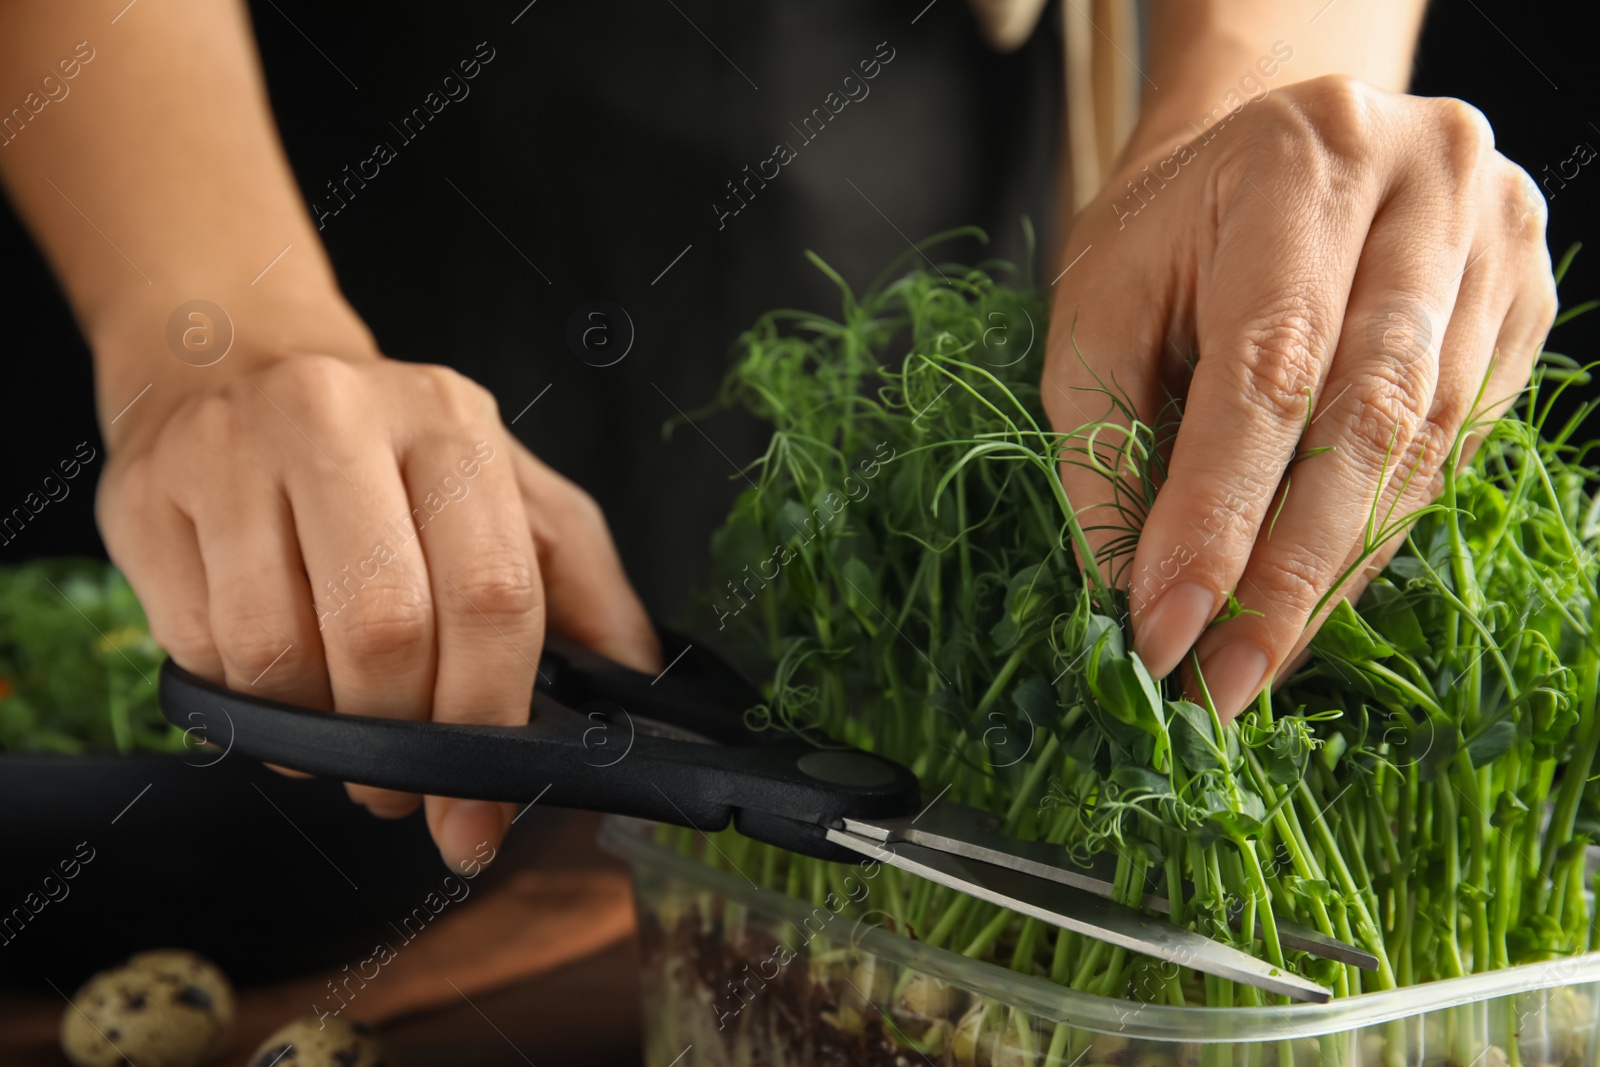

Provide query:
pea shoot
left=688, top=229, right=1600, bottom=1016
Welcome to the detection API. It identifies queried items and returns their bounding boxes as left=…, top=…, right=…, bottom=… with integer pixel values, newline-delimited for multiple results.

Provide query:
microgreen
left=0, top=559, right=176, bottom=754
left=685, top=230, right=1600, bottom=1013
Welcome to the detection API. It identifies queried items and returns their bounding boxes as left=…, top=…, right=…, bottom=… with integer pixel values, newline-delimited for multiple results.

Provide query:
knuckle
left=261, top=354, right=361, bottom=433
left=414, top=364, right=494, bottom=426
left=1284, top=75, right=1379, bottom=161
left=149, top=603, right=216, bottom=667
left=1408, top=421, right=1455, bottom=494
left=98, top=453, right=153, bottom=515
left=264, top=352, right=357, bottom=396
left=1432, top=97, right=1495, bottom=171
left=1252, top=545, right=1325, bottom=616
left=1302, top=75, right=1373, bottom=126
left=1385, top=419, right=1452, bottom=505
left=1218, top=82, right=1375, bottom=203
left=339, top=586, right=433, bottom=663
left=447, top=553, right=539, bottom=626
left=565, top=485, right=608, bottom=533
left=211, top=610, right=297, bottom=677
left=1233, top=316, right=1325, bottom=425
left=1421, top=384, right=1471, bottom=447
left=1342, top=372, right=1429, bottom=465
left=1505, top=166, right=1550, bottom=238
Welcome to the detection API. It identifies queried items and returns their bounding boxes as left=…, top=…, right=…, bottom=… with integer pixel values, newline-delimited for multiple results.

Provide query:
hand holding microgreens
left=686, top=228, right=1600, bottom=1009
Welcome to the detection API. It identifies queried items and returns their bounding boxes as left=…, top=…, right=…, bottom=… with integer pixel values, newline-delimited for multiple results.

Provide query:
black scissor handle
left=158, top=640, right=919, bottom=862
left=535, top=628, right=786, bottom=748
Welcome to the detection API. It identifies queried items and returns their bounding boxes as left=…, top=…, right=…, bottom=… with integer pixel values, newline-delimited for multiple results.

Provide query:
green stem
left=1539, top=659, right=1600, bottom=908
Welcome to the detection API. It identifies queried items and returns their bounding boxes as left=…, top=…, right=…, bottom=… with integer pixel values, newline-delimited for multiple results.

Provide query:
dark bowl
left=0, top=749, right=557, bottom=991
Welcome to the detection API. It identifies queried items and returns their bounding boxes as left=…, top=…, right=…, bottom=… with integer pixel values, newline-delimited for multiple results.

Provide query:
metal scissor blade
left=825, top=828, right=1332, bottom=1003
left=845, top=803, right=1379, bottom=972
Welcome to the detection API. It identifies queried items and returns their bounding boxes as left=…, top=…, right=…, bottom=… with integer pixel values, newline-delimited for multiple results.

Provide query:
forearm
left=1124, top=0, right=1427, bottom=162
left=0, top=0, right=374, bottom=442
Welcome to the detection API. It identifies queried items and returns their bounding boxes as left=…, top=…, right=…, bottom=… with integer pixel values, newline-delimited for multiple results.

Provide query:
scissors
left=158, top=628, right=1373, bottom=1002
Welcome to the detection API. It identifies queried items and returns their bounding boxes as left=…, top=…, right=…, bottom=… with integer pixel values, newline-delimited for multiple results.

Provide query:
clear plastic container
left=600, top=816, right=1600, bottom=1067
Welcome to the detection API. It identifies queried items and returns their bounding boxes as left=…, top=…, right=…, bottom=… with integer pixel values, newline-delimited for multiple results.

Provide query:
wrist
left=89, top=280, right=380, bottom=451
left=1118, top=35, right=1300, bottom=171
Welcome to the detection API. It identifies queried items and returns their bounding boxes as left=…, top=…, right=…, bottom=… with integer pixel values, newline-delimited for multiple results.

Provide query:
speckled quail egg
left=249, top=1015, right=387, bottom=1067
left=59, top=948, right=234, bottom=1067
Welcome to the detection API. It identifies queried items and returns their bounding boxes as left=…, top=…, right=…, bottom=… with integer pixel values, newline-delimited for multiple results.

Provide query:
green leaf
left=840, top=557, right=877, bottom=615
left=1382, top=709, right=1460, bottom=775
left=1309, top=599, right=1394, bottom=663
left=785, top=552, right=820, bottom=607
left=1465, top=718, right=1517, bottom=767
left=989, top=612, right=1021, bottom=652
left=1491, top=790, right=1531, bottom=827
left=1287, top=877, right=1334, bottom=907
left=1002, top=564, right=1051, bottom=625
left=1057, top=588, right=1093, bottom=656
left=1314, top=731, right=1346, bottom=776
left=1169, top=699, right=1229, bottom=774
left=1083, top=612, right=1124, bottom=661
left=1359, top=578, right=1428, bottom=657
left=1011, top=675, right=1058, bottom=721
left=1086, top=636, right=1139, bottom=726
left=1508, top=912, right=1567, bottom=962
left=925, top=689, right=964, bottom=722
left=1086, top=641, right=1170, bottom=772
left=1532, top=688, right=1580, bottom=746
left=1109, top=764, right=1173, bottom=799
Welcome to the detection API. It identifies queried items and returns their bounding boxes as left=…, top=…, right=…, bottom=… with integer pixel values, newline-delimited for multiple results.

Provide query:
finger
left=99, top=469, right=220, bottom=680
left=1194, top=135, right=1557, bottom=720
left=1481, top=185, right=1558, bottom=417
left=1273, top=428, right=1443, bottom=681
left=1126, top=124, right=1378, bottom=681
left=406, top=429, right=540, bottom=872
left=1046, top=229, right=1193, bottom=590
left=185, top=470, right=331, bottom=711
left=1276, top=201, right=1551, bottom=685
left=510, top=441, right=661, bottom=674
left=179, top=461, right=330, bottom=780
left=272, top=376, right=437, bottom=819
left=1185, top=171, right=1492, bottom=717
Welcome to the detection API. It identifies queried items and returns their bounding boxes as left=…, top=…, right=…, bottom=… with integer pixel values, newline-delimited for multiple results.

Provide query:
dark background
left=1, top=0, right=1596, bottom=628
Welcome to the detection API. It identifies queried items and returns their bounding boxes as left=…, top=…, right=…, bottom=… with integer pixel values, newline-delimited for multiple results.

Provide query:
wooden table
left=0, top=813, right=645, bottom=1065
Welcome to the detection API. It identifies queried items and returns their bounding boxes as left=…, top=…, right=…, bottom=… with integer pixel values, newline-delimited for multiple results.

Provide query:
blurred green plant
left=0, top=559, right=177, bottom=754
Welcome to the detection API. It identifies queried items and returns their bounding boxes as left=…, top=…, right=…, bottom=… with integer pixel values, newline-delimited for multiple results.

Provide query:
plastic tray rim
left=600, top=815, right=1600, bottom=1043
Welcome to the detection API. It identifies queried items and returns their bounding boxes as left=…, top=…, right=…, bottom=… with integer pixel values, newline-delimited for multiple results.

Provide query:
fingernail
left=439, top=800, right=506, bottom=872
left=1196, top=643, right=1271, bottom=722
left=1135, top=581, right=1218, bottom=678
